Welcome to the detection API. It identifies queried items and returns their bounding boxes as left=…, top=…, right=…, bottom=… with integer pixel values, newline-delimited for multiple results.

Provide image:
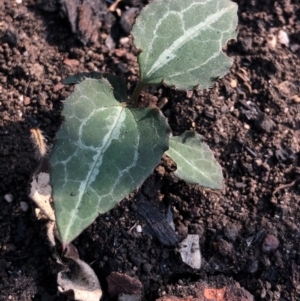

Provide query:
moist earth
left=0, top=0, right=300, bottom=300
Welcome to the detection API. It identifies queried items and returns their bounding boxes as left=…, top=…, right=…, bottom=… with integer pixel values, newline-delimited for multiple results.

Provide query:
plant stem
left=131, top=81, right=144, bottom=105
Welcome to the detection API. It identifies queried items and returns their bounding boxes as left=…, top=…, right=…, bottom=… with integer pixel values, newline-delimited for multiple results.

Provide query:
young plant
left=49, top=0, right=238, bottom=245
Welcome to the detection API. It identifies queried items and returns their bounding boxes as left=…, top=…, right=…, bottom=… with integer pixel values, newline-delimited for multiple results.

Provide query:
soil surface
left=1, top=0, right=300, bottom=300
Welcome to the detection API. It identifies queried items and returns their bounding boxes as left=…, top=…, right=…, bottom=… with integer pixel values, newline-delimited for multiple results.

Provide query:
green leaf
left=63, top=73, right=128, bottom=102
left=132, top=0, right=238, bottom=90
left=50, top=78, right=170, bottom=244
left=165, top=131, right=223, bottom=189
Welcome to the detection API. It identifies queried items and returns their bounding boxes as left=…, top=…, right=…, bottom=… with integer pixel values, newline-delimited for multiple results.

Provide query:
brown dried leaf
left=58, top=244, right=102, bottom=301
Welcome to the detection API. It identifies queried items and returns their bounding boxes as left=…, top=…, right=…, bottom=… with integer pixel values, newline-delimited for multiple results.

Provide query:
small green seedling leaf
left=165, top=131, right=223, bottom=189
left=63, top=73, right=128, bottom=102
left=132, top=0, right=238, bottom=89
left=50, top=78, right=170, bottom=244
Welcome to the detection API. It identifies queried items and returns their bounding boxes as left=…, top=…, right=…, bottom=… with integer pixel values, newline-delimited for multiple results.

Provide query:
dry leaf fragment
left=29, top=172, right=55, bottom=221
left=178, top=234, right=201, bottom=269
left=58, top=244, right=102, bottom=301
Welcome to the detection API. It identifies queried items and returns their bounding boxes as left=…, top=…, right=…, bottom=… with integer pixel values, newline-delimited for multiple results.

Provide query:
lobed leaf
left=50, top=78, right=170, bottom=244
left=132, top=0, right=238, bottom=90
left=165, top=131, right=223, bottom=189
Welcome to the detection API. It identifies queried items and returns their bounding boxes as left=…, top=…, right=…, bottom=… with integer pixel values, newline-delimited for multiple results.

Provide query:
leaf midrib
left=64, top=106, right=125, bottom=241
left=168, top=145, right=215, bottom=184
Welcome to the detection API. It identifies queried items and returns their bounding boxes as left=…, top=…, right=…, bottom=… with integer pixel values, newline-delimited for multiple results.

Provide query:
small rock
left=119, top=37, right=129, bottom=45
left=224, top=223, right=239, bottom=241
left=230, top=79, right=237, bottom=88
left=1, top=28, right=18, bottom=47
left=4, top=193, right=13, bottom=203
left=24, top=96, right=31, bottom=106
left=142, top=263, right=152, bottom=274
left=16, top=0, right=22, bottom=3
left=246, top=258, right=259, bottom=273
left=63, top=58, right=80, bottom=68
left=20, top=201, right=29, bottom=212
left=261, top=234, right=279, bottom=252
left=290, top=44, right=300, bottom=52
left=218, top=239, right=233, bottom=256
left=255, top=112, right=275, bottom=133
left=278, top=30, right=289, bottom=46
left=136, top=225, right=142, bottom=233
left=292, top=95, right=300, bottom=103
left=107, top=272, right=143, bottom=298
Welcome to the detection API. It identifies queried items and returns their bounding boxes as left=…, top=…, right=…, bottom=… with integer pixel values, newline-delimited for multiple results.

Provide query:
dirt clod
left=261, top=234, right=280, bottom=253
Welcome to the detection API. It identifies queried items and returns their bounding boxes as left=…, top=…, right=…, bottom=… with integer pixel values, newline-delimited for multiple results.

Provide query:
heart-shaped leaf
left=50, top=78, right=170, bottom=244
left=165, top=131, right=223, bottom=189
left=132, top=0, right=238, bottom=89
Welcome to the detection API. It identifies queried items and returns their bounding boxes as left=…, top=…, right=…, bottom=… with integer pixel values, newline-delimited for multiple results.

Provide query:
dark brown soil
left=1, top=0, right=300, bottom=300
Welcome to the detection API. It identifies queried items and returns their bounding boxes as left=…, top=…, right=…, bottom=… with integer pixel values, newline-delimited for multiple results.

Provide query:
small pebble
left=24, top=96, right=31, bottom=106
left=119, top=37, right=129, bottom=45
left=224, top=223, right=239, bottom=241
left=4, top=193, right=13, bottom=203
left=218, top=239, right=233, bottom=256
left=292, top=95, right=300, bottom=103
left=230, top=79, right=237, bottom=88
left=290, top=44, right=300, bottom=52
left=136, top=225, right=142, bottom=233
left=16, top=0, right=22, bottom=3
left=255, top=112, right=275, bottom=133
left=246, top=258, right=259, bottom=273
left=261, top=234, right=279, bottom=252
left=63, top=58, right=80, bottom=68
left=20, top=201, right=29, bottom=212
left=142, top=263, right=152, bottom=274
left=278, top=30, right=289, bottom=46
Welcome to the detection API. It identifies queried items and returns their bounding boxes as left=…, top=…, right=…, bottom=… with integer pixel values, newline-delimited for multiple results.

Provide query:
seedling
left=49, top=0, right=238, bottom=245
